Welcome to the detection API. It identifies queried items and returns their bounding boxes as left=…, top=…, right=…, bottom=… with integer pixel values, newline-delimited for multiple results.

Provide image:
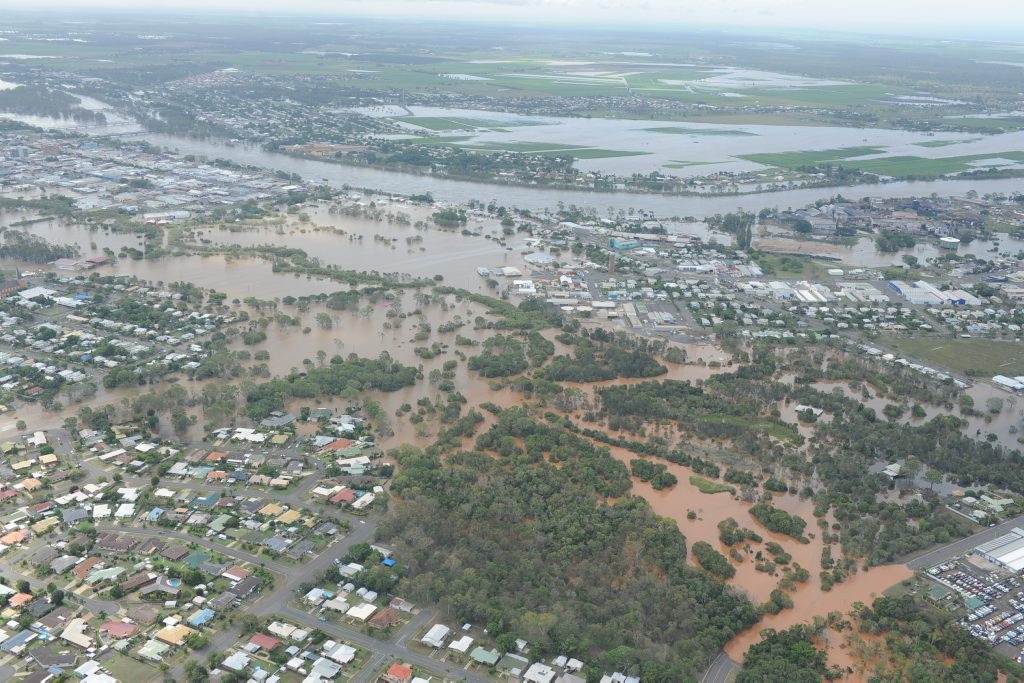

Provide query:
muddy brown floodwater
left=0, top=202, right=929, bottom=670
left=190, top=201, right=531, bottom=293
left=605, top=447, right=913, bottom=664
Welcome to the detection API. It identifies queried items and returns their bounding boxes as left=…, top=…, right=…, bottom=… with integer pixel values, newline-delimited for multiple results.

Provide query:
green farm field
left=883, top=337, right=1024, bottom=377
left=743, top=147, right=1024, bottom=178
left=740, top=146, right=885, bottom=169
left=839, top=152, right=1024, bottom=177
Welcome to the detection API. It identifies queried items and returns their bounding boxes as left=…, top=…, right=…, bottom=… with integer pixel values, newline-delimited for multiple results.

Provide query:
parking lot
left=927, top=558, right=1024, bottom=661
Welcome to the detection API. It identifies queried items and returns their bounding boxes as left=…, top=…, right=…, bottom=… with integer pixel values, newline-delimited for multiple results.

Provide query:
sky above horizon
left=8, top=0, right=1024, bottom=39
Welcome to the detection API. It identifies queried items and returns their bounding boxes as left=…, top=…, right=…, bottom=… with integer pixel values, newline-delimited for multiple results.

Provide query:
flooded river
left=133, top=133, right=1024, bottom=216
left=5, top=92, right=1024, bottom=216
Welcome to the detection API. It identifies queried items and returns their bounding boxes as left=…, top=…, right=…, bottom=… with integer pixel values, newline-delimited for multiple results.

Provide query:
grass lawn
left=102, top=654, right=163, bottom=683
left=882, top=337, right=1024, bottom=377
left=753, top=252, right=838, bottom=280
left=690, top=476, right=737, bottom=495
left=644, top=126, right=756, bottom=137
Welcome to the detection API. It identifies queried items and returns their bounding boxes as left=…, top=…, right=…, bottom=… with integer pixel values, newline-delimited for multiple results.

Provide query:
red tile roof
left=9, top=592, right=32, bottom=608
left=248, top=633, right=281, bottom=651
left=100, top=621, right=139, bottom=638
left=329, top=489, right=357, bottom=505
left=26, top=501, right=53, bottom=514
left=386, top=663, right=413, bottom=683
left=73, top=556, right=101, bottom=580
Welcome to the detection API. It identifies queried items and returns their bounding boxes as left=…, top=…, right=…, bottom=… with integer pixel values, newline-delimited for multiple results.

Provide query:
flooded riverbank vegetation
left=384, top=410, right=759, bottom=680
left=738, top=594, right=1005, bottom=681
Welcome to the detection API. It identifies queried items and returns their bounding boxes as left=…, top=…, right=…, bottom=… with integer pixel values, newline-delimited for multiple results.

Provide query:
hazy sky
left=10, top=0, right=1024, bottom=38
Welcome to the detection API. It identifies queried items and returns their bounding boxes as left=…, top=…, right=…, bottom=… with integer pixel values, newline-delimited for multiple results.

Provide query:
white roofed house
left=346, top=602, right=377, bottom=622
left=448, top=634, right=474, bottom=654
left=421, top=623, right=450, bottom=648
left=524, top=662, right=557, bottom=683
left=323, top=640, right=356, bottom=664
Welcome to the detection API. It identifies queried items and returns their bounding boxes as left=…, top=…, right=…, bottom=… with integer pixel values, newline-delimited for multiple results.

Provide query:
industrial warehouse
left=975, top=528, right=1024, bottom=571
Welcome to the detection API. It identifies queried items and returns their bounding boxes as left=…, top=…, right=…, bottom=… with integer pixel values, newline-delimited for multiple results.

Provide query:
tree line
left=382, top=410, right=759, bottom=680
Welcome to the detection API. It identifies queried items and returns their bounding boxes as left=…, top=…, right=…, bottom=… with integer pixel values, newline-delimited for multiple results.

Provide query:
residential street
left=38, top=427, right=488, bottom=682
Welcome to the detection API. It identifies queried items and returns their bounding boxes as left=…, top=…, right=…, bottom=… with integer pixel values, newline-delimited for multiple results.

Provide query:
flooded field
left=755, top=233, right=1024, bottom=268
left=375, top=105, right=1024, bottom=178
left=193, top=202, right=528, bottom=292
left=0, top=211, right=144, bottom=253
left=134, top=132, right=1024, bottom=215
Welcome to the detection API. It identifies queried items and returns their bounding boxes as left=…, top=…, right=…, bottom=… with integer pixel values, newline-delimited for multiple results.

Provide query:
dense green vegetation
left=0, top=229, right=78, bottom=262
left=718, top=518, right=763, bottom=547
left=629, top=458, right=678, bottom=490
left=851, top=594, right=1007, bottom=681
left=749, top=503, right=808, bottom=543
left=778, top=372, right=988, bottom=563
left=544, top=337, right=667, bottom=382
left=692, top=541, right=736, bottom=580
left=597, top=376, right=799, bottom=444
left=467, top=334, right=528, bottom=377
left=383, top=409, right=758, bottom=680
left=738, top=625, right=837, bottom=682
left=525, top=331, right=555, bottom=367
left=435, top=287, right=562, bottom=330
left=0, top=84, right=107, bottom=122
left=243, top=352, right=416, bottom=418
left=0, top=195, right=77, bottom=218
left=875, top=229, right=917, bottom=252
left=741, top=594, right=1017, bottom=681
left=709, top=212, right=754, bottom=249
left=431, top=208, right=467, bottom=226
left=690, top=476, right=736, bottom=495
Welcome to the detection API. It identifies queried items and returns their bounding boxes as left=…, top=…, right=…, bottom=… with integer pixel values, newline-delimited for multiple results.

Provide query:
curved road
left=702, top=651, right=739, bottom=683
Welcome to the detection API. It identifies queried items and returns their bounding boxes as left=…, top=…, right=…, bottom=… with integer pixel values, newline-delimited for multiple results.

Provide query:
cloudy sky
left=10, top=0, right=1024, bottom=38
